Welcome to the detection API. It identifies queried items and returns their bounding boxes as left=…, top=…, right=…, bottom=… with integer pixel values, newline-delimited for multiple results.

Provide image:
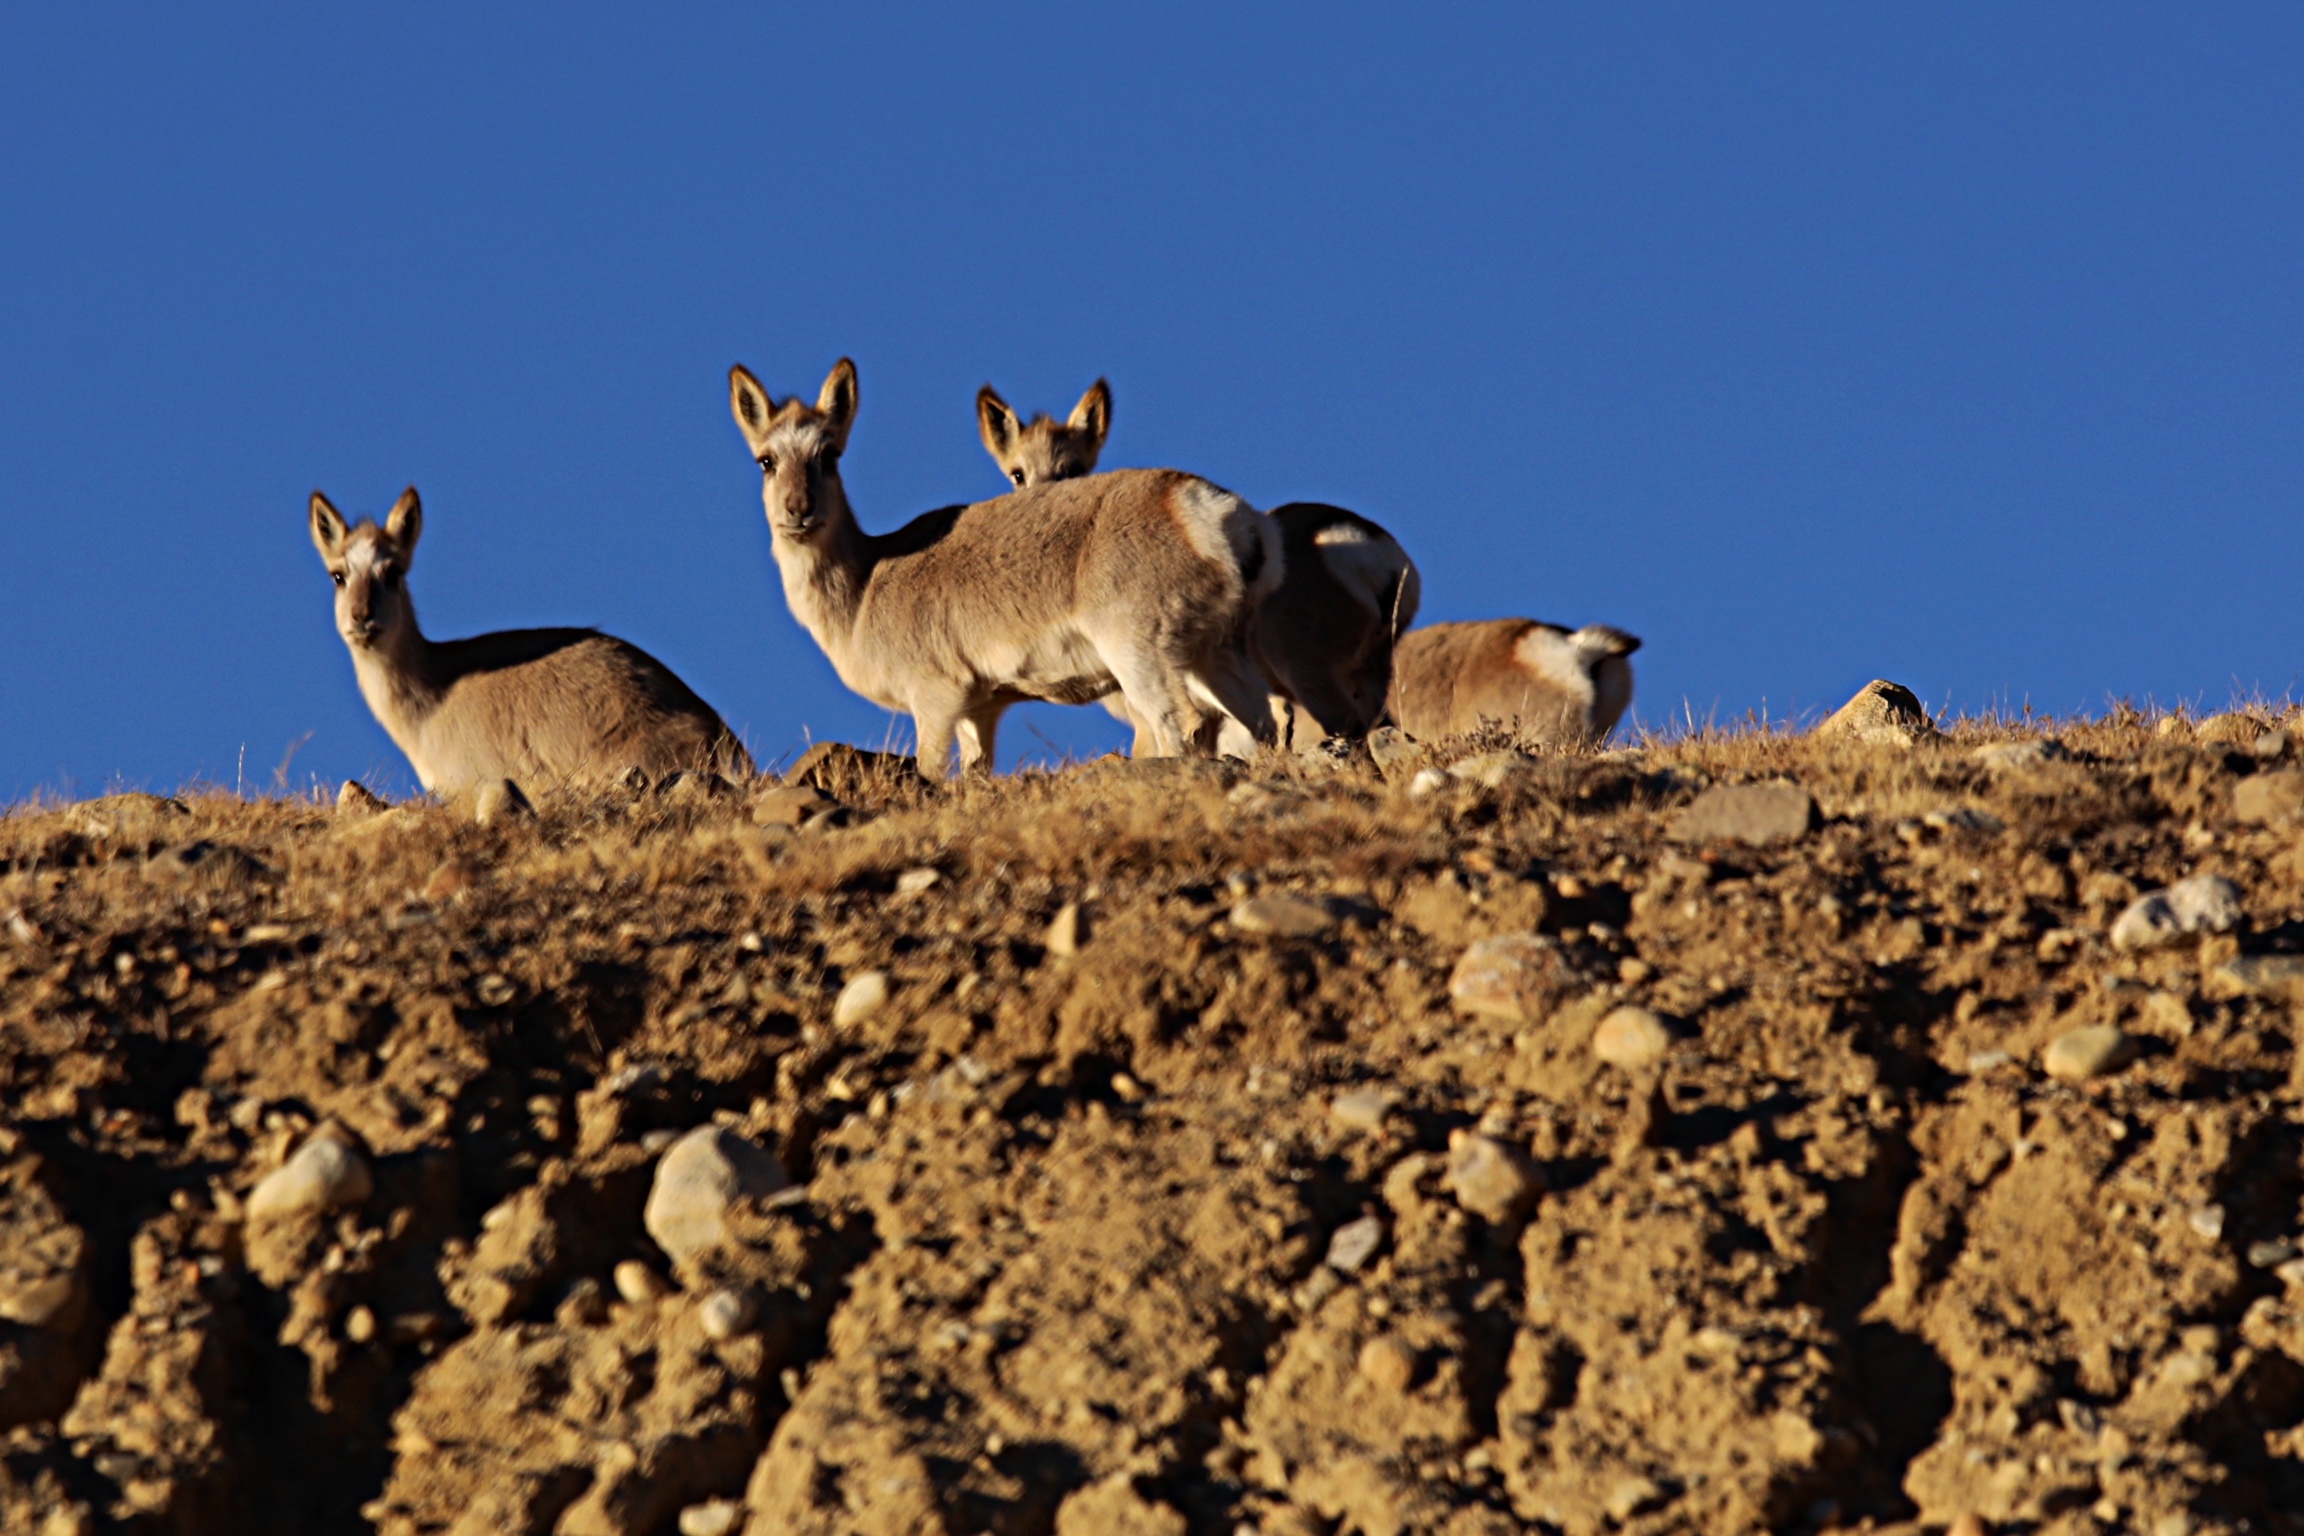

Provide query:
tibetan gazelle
left=976, top=380, right=1420, bottom=751
left=730, top=359, right=1280, bottom=778
left=308, top=488, right=752, bottom=797
left=1386, top=619, right=1640, bottom=746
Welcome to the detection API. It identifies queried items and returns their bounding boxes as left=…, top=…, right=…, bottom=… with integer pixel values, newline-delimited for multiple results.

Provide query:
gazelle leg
left=911, top=698, right=963, bottom=781
left=956, top=703, right=1006, bottom=776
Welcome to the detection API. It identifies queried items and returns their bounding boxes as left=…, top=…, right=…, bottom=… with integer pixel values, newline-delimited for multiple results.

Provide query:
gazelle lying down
left=735, top=359, right=1280, bottom=778
left=308, top=488, right=752, bottom=797
left=1386, top=619, right=1640, bottom=746
left=977, top=380, right=1421, bottom=753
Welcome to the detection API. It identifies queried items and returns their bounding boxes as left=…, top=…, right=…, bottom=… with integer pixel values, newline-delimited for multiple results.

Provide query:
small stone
left=344, top=1305, right=376, bottom=1343
left=0, top=1272, right=81, bottom=1330
left=472, top=777, right=534, bottom=825
left=1357, top=1335, right=1418, bottom=1392
left=1604, top=1476, right=1665, bottom=1522
left=678, top=1501, right=745, bottom=1536
left=658, top=770, right=735, bottom=804
left=1406, top=767, right=1449, bottom=798
left=2043, top=1024, right=2137, bottom=1082
left=2215, top=955, right=2304, bottom=1002
left=1947, top=1517, right=1990, bottom=1536
left=1592, top=1006, right=1672, bottom=1069
left=1816, top=679, right=1937, bottom=747
left=336, top=780, right=386, bottom=815
left=1044, top=902, right=1087, bottom=957
left=2156, top=715, right=2194, bottom=740
left=894, top=867, right=941, bottom=896
left=1667, top=782, right=1817, bottom=846
left=246, top=1129, right=373, bottom=1222
left=2247, top=1238, right=2298, bottom=1269
left=1364, top=727, right=1418, bottom=779
left=1231, top=894, right=1337, bottom=938
left=1052, top=1474, right=1188, bottom=1536
left=2111, top=875, right=2243, bottom=951
left=2235, top=769, right=2304, bottom=825
left=1330, top=1086, right=1400, bottom=1132
left=833, top=970, right=891, bottom=1027
left=613, top=1259, right=670, bottom=1304
left=2196, top=712, right=2266, bottom=745
left=643, top=1125, right=790, bottom=1271
left=697, top=1287, right=757, bottom=1340
left=2189, top=1205, right=2225, bottom=1240
left=1445, top=1131, right=1542, bottom=1224
left=1972, top=738, right=2070, bottom=772
left=2254, top=727, right=2295, bottom=761
left=753, top=784, right=835, bottom=827
left=1446, top=750, right=1534, bottom=789
left=1448, top=934, right=1563, bottom=1021
left=556, top=1277, right=608, bottom=1327
left=1325, top=1215, right=1385, bottom=1274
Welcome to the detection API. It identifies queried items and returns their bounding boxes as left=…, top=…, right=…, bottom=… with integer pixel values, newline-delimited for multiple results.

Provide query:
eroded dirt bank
left=3, top=715, right=2304, bottom=1536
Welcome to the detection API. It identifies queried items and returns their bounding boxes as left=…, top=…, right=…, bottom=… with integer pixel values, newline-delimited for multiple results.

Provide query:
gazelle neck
left=348, top=603, right=448, bottom=747
left=771, top=490, right=874, bottom=663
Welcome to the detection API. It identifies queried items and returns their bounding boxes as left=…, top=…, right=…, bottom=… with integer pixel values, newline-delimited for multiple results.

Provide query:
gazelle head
left=730, top=359, right=858, bottom=544
left=309, top=488, right=422, bottom=652
left=976, top=379, right=1111, bottom=488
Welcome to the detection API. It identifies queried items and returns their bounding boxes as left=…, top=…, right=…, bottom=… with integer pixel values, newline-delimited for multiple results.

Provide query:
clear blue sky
left=4, top=6, right=2300, bottom=800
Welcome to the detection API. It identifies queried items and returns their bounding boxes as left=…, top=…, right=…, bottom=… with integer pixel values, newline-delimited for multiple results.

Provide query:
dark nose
left=783, top=489, right=811, bottom=518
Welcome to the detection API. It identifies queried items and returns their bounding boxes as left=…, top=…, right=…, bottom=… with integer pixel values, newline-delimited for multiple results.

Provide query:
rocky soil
left=4, top=707, right=2304, bottom=1536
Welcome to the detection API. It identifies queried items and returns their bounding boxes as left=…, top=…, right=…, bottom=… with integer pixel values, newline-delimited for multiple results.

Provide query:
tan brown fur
left=734, top=360, right=1279, bottom=778
left=308, top=488, right=751, bottom=798
left=977, top=379, right=1111, bottom=488
left=1387, top=618, right=1640, bottom=746
left=979, top=386, right=1420, bottom=754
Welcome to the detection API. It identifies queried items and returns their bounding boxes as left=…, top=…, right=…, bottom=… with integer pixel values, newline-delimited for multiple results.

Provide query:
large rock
left=1816, top=680, right=1937, bottom=747
left=2110, top=875, right=2245, bottom=952
left=1668, top=783, right=1817, bottom=846
left=643, top=1126, right=789, bottom=1275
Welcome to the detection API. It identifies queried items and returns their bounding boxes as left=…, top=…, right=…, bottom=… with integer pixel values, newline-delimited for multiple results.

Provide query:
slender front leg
left=956, top=703, right=1007, bottom=776
left=912, top=699, right=962, bottom=781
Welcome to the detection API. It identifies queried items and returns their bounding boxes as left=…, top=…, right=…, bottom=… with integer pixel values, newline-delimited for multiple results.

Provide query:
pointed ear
left=385, top=486, right=422, bottom=560
left=309, top=492, right=348, bottom=562
left=729, top=364, right=774, bottom=444
left=1069, top=378, right=1112, bottom=451
left=817, top=358, right=858, bottom=445
left=977, top=384, right=1019, bottom=456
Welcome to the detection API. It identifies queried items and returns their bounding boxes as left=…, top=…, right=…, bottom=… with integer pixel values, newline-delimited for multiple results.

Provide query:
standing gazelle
left=309, top=488, right=752, bottom=797
left=976, top=380, right=1420, bottom=752
left=731, top=359, right=1280, bottom=778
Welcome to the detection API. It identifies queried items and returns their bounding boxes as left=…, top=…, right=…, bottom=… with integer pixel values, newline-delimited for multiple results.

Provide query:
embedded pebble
left=614, top=1259, right=670, bottom=1304
left=473, top=777, right=534, bottom=825
left=1044, top=902, right=1087, bottom=957
left=1330, top=1086, right=1400, bottom=1132
left=1325, top=1215, right=1385, bottom=1274
left=1445, top=1132, right=1542, bottom=1224
left=1971, top=738, right=2070, bottom=771
left=1448, top=934, right=1562, bottom=1022
left=697, top=1287, right=757, bottom=1340
left=642, top=1125, right=790, bottom=1271
left=2043, top=1024, right=2137, bottom=1083
left=1668, top=782, right=1817, bottom=846
left=1446, top=750, right=1534, bottom=789
left=1815, top=679, right=1937, bottom=747
left=1947, top=1517, right=1989, bottom=1536
left=678, top=1501, right=744, bottom=1536
left=753, top=784, right=834, bottom=828
left=1592, top=1006, right=1672, bottom=1069
left=1605, top=1476, right=1665, bottom=1521
left=894, top=867, right=941, bottom=896
left=1406, top=767, right=1449, bottom=798
left=1231, top=894, right=1337, bottom=938
left=2110, top=875, right=2244, bottom=951
left=1357, top=1334, right=1418, bottom=1391
left=2234, top=769, right=2304, bottom=825
left=246, top=1129, right=373, bottom=1222
left=2196, top=712, right=2265, bottom=745
left=1364, top=727, right=1418, bottom=778
left=833, top=970, right=891, bottom=1027
left=336, top=780, right=386, bottom=815
left=344, top=1305, right=376, bottom=1343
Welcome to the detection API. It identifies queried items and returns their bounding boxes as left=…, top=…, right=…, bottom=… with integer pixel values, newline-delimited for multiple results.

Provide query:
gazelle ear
left=1069, top=378, right=1112, bottom=452
left=817, top=358, right=858, bottom=445
left=977, top=385, right=1019, bottom=456
left=309, top=492, right=348, bottom=562
left=385, top=487, right=423, bottom=560
left=729, top=365, right=775, bottom=443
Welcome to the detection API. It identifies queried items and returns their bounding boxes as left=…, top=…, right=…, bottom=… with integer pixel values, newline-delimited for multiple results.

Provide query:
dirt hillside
left=3, top=708, right=2303, bottom=1536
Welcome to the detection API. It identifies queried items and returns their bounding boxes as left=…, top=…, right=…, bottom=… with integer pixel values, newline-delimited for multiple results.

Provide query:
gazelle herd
left=311, top=360, right=1639, bottom=794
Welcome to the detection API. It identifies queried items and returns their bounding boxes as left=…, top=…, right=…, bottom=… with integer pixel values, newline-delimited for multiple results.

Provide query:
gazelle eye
left=816, top=450, right=839, bottom=474
left=331, top=571, right=345, bottom=588
left=1009, top=469, right=1026, bottom=487
left=757, top=454, right=776, bottom=474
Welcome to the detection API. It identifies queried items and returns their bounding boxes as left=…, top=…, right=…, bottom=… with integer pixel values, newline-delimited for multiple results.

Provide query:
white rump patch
left=1313, top=526, right=1418, bottom=623
left=1170, top=478, right=1279, bottom=596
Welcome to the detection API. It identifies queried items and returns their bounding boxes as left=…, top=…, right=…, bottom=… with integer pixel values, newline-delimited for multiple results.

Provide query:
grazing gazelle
left=977, top=379, right=1111, bottom=488
left=976, top=380, right=1420, bottom=752
left=308, top=488, right=752, bottom=797
left=1386, top=619, right=1640, bottom=746
left=732, top=359, right=1280, bottom=778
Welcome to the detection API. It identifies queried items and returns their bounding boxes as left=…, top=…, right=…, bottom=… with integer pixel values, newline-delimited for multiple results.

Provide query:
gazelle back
left=732, top=359, right=1279, bottom=778
left=976, top=381, right=1420, bottom=752
left=308, top=488, right=752, bottom=797
left=1387, top=619, right=1639, bottom=746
